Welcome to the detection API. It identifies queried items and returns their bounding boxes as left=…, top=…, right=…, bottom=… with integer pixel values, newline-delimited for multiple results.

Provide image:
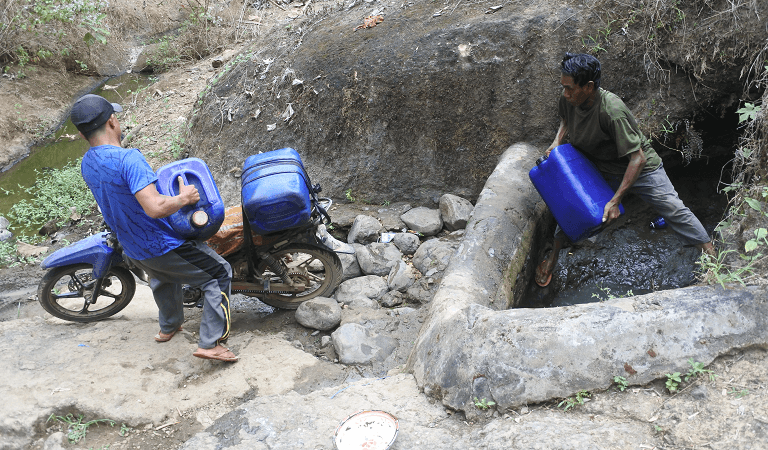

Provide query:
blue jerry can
left=528, top=143, right=624, bottom=242
left=156, top=158, right=225, bottom=241
left=241, top=148, right=312, bottom=235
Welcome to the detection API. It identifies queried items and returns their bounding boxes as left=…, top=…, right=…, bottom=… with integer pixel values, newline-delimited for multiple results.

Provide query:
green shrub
left=0, top=0, right=109, bottom=73
left=7, top=158, right=96, bottom=231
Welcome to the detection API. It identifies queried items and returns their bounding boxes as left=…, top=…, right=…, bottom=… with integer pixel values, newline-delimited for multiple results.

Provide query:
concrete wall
left=407, top=142, right=768, bottom=419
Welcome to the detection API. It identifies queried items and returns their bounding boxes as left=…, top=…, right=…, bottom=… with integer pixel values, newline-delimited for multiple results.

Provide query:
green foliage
left=0, top=0, right=109, bottom=73
left=345, top=188, right=356, bottom=203
left=744, top=227, right=768, bottom=253
left=697, top=247, right=752, bottom=287
left=684, top=358, right=717, bottom=382
left=613, top=375, right=628, bottom=392
left=665, top=372, right=682, bottom=393
left=0, top=239, right=24, bottom=267
left=558, top=390, right=590, bottom=412
left=46, top=413, right=115, bottom=444
left=591, top=285, right=634, bottom=301
left=728, top=387, right=749, bottom=398
left=737, top=102, right=761, bottom=123
left=7, top=158, right=96, bottom=231
left=665, top=359, right=717, bottom=393
left=473, top=397, right=496, bottom=410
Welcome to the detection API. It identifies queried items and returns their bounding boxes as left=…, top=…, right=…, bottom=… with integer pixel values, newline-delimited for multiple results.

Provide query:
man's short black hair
left=560, top=53, right=601, bottom=89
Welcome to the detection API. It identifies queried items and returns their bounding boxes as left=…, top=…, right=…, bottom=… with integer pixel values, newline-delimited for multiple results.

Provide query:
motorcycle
left=37, top=192, right=348, bottom=323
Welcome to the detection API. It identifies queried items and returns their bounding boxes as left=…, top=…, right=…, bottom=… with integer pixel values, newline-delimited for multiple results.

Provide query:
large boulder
left=401, top=207, right=443, bottom=236
left=331, top=323, right=398, bottom=365
left=439, top=194, right=473, bottom=231
left=347, top=215, right=384, bottom=244
left=294, top=297, right=342, bottom=331
left=355, top=242, right=403, bottom=276
left=333, top=275, right=389, bottom=304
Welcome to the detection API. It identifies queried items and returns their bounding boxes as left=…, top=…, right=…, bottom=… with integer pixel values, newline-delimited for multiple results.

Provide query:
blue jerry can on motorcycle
left=528, top=143, right=624, bottom=242
left=241, top=148, right=312, bottom=235
left=156, top=157, right=225, bottom=240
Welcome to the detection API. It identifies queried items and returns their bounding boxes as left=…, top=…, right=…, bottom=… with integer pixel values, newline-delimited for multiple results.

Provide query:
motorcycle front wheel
left=260, top=244, right=343, bottom=309
left=38, top=264, right=136, bottom=322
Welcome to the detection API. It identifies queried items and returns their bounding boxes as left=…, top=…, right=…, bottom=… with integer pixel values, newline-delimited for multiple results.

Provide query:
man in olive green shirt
left=535, top=53, right=714, bottom=287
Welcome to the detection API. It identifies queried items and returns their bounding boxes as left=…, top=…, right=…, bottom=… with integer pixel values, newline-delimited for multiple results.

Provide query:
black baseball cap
left=70, top=94, right=123, bottom=134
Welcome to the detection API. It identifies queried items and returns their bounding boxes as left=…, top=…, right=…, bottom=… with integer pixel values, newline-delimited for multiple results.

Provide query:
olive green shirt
left=558, top=88, right=662, bottom=175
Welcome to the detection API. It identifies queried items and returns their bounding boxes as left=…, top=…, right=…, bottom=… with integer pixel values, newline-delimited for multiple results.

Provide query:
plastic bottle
left=649, top=216, right=667, bottom=229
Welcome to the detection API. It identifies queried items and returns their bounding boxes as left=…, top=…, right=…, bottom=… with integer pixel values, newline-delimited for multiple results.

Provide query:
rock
left=388, top=260, right=416, bottom=292
left=401, top=207, right=443, bottom=236
left=406, top=277, right=438, bottom=304
left=412, top=237, right=460, bottom=274
left=131, top=42, right=162, bottom=73
left=16, top=241, right=48, bottom=258
left=380, top=290, right=405, bottom=308
left=334, top=275, right=389, bottom=304
left=43, top=432, right=66, bottom=450
left=439, top=194, right=474, bottom=231
left=347, top=215, right=384, bottom=244
left=392, top=232, right=420, bottom=255
left=0, top=216, right=9, bottom=229
left=376, top=202, right=411, bottom=230
left=38, top=219, right=59, bottom=236
left=320, top=336, right=331, bottom=347
left=356, top=242, right=403, bottom=276
left=690, top=384, right=709, bottom=401
left=0, top=229, right=12, bottom=242
left=338, top=248, right=363, bottom=281
left=212, top=58, right=224, bottom=68
left=331, top=323, right=398, bottom=364
left=348, top=297, right=379, bottom=310
left=295, top=297, right=342, bottom=331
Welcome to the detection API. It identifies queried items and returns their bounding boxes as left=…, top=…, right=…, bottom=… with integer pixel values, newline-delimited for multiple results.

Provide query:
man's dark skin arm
left=602, top=149, right=646, bottom=224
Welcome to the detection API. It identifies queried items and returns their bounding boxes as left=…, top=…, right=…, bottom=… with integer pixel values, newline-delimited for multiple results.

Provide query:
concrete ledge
left=407, top=142, right=768, bottom=417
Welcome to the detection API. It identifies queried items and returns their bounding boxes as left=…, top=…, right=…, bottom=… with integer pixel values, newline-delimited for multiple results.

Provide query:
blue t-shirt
left=81, top=145, right=184, bottom=260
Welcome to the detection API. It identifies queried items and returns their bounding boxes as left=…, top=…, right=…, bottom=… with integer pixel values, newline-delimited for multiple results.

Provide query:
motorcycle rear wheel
left=259, top=244, right=343, bottom=309
left=38, top=264, right=136, bottom=322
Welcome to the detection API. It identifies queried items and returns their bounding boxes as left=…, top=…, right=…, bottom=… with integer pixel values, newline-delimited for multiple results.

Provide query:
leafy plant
left=737, top=102, right=761, bottom=123
left=744, top=228, right=768, bottom=253
left=613, top=375, right=628, bottom=392
left=473, top=397, right=496, bottom=410
left=345, top=188, right=356, bottom=202
left=591, top=285, right=634, bottom=301
left=696, top=248, right=753, bottom=287
left=684, top=358, right=717, bottom=382
left=7, top=158, right=96, bottom=232
left=728, top=387, right=749, bottom=398
left=558, top=390, right=590, bottom=411
left=665, top=372, right=682, bottom=393
left=46, top=413, right=115, bottom=444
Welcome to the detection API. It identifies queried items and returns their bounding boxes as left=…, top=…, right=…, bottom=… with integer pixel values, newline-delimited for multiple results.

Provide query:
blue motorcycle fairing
left=40, top=232, right=122, bottom=278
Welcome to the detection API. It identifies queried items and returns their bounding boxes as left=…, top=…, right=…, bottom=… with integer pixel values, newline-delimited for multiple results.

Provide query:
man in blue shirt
left=71, top=94, right=237, bottom=362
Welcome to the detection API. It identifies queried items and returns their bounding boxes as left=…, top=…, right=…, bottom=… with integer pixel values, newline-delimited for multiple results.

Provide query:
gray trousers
left=556, top=164, right=710, bottom=246
left=127, top=240, right=233, bottom=349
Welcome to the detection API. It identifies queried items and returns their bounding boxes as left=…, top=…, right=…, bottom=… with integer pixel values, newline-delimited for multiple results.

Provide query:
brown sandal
left=154, top=326, right=183, bottom=342
left=192, top=345, right=239, bottom=362
left=535, top=259, right=553, bottom=287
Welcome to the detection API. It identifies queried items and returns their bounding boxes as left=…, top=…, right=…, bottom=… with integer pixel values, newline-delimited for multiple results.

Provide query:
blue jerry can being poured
left=156, top=157, right=225, bottom=241
left=529, top=143, right=624, bottom=242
